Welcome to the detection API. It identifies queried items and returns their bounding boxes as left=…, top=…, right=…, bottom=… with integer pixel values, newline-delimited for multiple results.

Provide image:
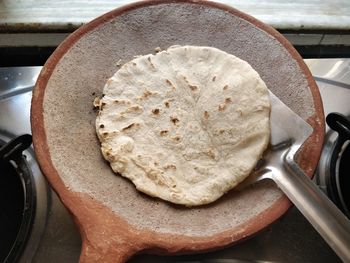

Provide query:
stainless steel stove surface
left=0, top=67, right=81, bottom=263
left=0, top=59, right=349, bottom=262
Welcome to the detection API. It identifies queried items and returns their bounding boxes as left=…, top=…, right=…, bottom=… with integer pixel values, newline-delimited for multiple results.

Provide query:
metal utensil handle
left=268, top=145, right=350, bottom=262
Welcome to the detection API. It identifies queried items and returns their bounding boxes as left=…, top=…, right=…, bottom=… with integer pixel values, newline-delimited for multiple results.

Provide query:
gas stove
left=0, top=59, right=349, bottom=262
left=0, top=67, right=81, bottom=263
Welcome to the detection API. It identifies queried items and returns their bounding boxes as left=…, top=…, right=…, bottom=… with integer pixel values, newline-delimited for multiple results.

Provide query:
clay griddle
left=31, top=1, right=324, bottom=262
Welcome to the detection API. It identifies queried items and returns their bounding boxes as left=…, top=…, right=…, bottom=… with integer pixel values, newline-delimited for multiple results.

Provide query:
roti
left=95, top=45, right=270, bottom=206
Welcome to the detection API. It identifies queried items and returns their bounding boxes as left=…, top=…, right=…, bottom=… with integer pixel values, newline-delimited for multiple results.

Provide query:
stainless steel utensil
left=248, top=91, right=350, bottom=262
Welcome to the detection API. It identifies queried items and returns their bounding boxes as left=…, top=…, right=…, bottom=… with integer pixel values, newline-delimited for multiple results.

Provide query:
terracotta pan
left=31, top=1, right=324, bottom=262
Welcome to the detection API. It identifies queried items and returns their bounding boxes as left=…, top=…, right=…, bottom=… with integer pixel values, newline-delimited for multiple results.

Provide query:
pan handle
left=66, top=193, right=147, bottom=263
left=79, top=237, right=139, bottom=263
left=266, top=145, right=350, bottom=262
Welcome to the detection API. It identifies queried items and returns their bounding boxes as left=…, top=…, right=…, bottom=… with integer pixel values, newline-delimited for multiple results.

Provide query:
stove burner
left=338, top=141, right=350, bottom=216
left=318, top=113, right=350, bottom=219
left=0, top=135, right=36, bottom=262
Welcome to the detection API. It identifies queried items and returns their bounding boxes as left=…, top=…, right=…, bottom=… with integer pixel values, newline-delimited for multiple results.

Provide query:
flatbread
left=95, top=45, right=270, bottom=206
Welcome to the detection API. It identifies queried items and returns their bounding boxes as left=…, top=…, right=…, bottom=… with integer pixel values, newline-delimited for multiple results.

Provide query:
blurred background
left=0, top=0, right=349, bottom=66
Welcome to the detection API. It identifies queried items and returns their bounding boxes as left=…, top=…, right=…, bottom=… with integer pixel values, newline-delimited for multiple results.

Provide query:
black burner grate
left=0, top=135, right=36, bottom=263
left=0, top=160, right=25, bottom=262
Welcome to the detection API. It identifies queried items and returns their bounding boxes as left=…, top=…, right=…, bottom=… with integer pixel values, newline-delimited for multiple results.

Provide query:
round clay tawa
left=31, top=1, right=324, bottom=262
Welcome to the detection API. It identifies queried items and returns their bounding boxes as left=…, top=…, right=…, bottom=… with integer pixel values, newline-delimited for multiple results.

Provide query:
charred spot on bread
left=189, top=85, right=198, bottom=91
left=152, top=108, right=160, bottom=115
left=165, top=79, right=176, bottom=90
left=122, top=123, right=135, bottom=131
left=160, top=130, right=168, bottom=136
left=170, top=117, right=179, bottom=125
